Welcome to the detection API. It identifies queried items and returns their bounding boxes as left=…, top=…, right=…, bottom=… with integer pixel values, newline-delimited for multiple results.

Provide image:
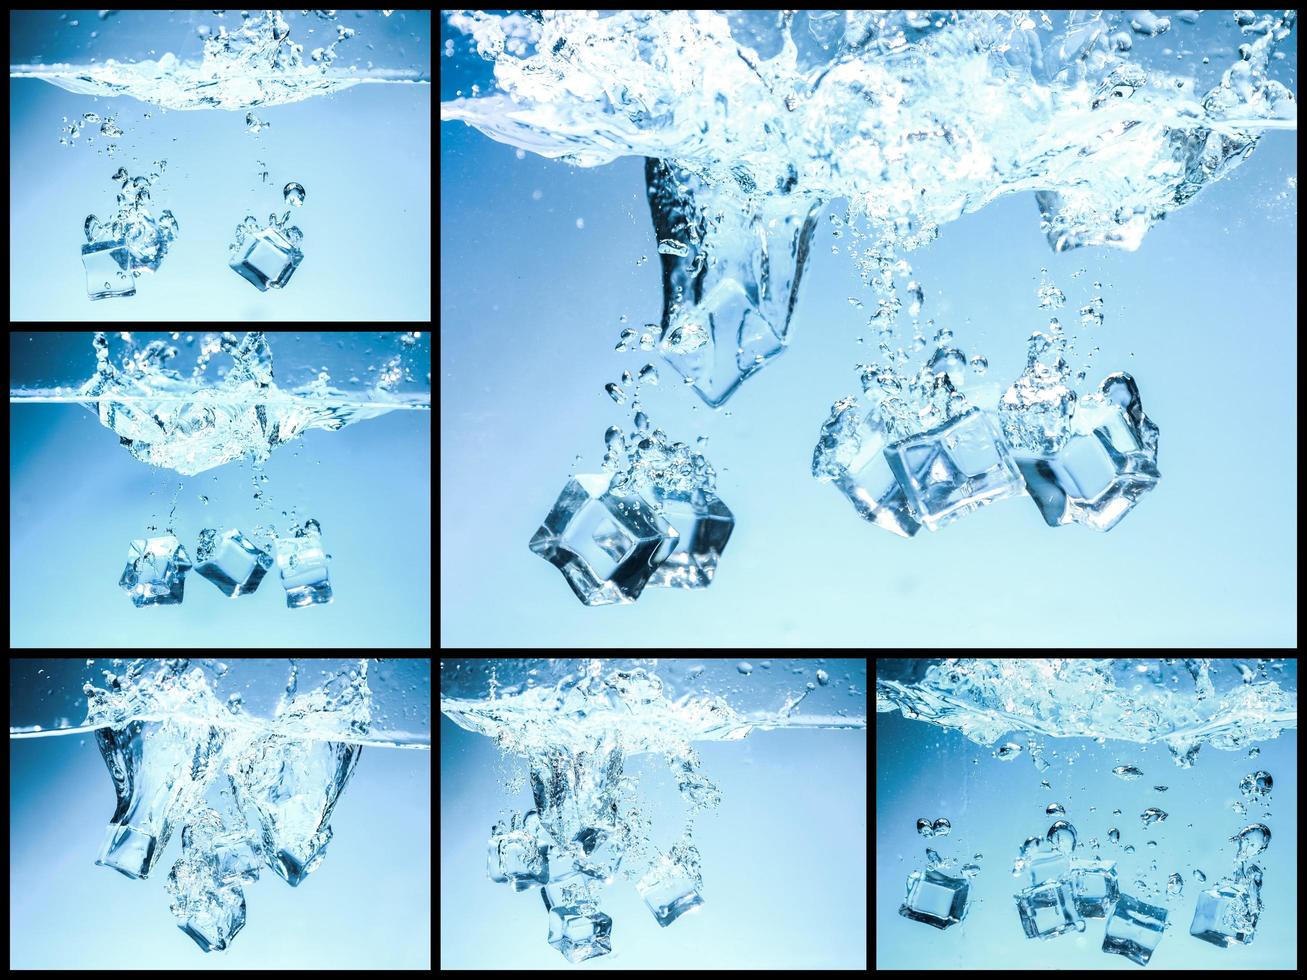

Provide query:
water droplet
left=284, top=181, right=306, bottom=207
left=100, top=118, right=123, bottom=137
left=1239, top=770, right=1273, bottom=796
left=1021, top=836, right=1042, bottom=857
left=1247, top=746, right=1261, bottom=758
left=1046, top=802, right=1065, bottom=816
left=969, top=355, right=988, bottom=375
left=1040, top=779, right=1051, bottom=789
left=736, top=661, right=753, bottom=675
left=960, top=863, right=980, bottom=878
left=973, top=853, right=983, bottom=861
left=916, top=818, right=935, bottom=838
left=1230, top=823, right=1271, bottom=859
left=994, top=742, right=1023, bottom=761
left=816, top=669, right=830, bottom=686
left=1147, top=840, right=1157, bottom=848
left=83, top=112, right=101, bottom=123
left=1107, top=828, right=1120, bottom=843
left=199, top=495, right=209, bottom=505
left=1047, top=820, right=1077, bottom=854
left=1112, top=765, right=1144, bottom=781
left=1153, top=785, right=1169, bottom=792
left=604, top=383, right=625, bottom=405
left=931, top=818, right=951, bottom=836
left=1193, top=869, right=1206, bottom=882
left=245, top=112, right=270, bottom=134
left=1140, top=807, right=1168, bottom=828
left=1112, top=809, right=1122, bottom=816
left=1123, top=844, right=1136, bottom=854
left=638, top=364, right=659, bottom=385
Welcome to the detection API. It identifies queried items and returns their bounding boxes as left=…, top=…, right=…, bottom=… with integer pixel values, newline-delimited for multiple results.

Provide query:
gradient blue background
left=439, top=663, right=867, bottom=969
left=439, top=16, right=1297, bottom=648
left=9, top=10, right=431, bottom=321
left=9, top=332, right=432, bottom=648
left=8, top=657, right=432, bottom=969
left=875, top=677, right=1297, bottom=969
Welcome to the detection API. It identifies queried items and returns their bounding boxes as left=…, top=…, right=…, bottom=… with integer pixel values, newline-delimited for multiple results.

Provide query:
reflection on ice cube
left=1189, top=882, right=1258, bottom=946
left=195, top=528, right=274, bottom=598
left=1102, top=891, right=1168, bottom=965
left=899, top=868, right=969, bottom=930
left=118, top=534, right=193, bottom=606
left=547, top=904, right=613, bottom=963
left=1015, top=878, right=1084, bottom=939
left=81, top=239, right=136, bottom=300
left=229, top=226, right=303, bottom=291
left=275, top=520, right=333, bottom=608
left=1069, top=859, right=1119, bottom=918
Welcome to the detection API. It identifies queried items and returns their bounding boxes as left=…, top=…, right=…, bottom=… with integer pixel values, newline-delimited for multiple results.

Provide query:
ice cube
left=1016, top=372, right=1160, bottom=532
left=647, top=157, right=818, bottom=407
left=1016, top=878, right=1084, bottom=939
left=812, top=398, right=921, bottom=537
left=1069, top=859, right=1119, bottom=918
left=229, top=226, right=303, bottom=291
left=166, top=860, right=247, bottom=952
left=899, top=868, right=969, bottom=930
left=118, top=534, right=193, bottom=606
left=637, top=863, right=705, bottom=927
left=645, top=489, right=735, bottom=589
left=1189, top=882, right=1258, bottom=946
left=81, top=239, right=136, bottom=300
left=547, top=904, right=613, bottom=963
left=195, top=528, right=274, bottom=597
left=1102, top=892, right=1168, bottom=966
left=1021, top=851, right=1071, bottom=889
left=884, top=407, right=1024, bottom=530
left=529, top=473, right=678, bottom=606
left=275, top=520, right=333, bottom=608
left=494, top=830, right=549, bottom=891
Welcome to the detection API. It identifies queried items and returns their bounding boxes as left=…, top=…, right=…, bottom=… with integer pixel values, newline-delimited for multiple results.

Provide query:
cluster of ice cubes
left=81, top=169, right=180, bottom=300
left=119, top=520, right=331, bottom=609
left=529, top=438, right=736, bottom=605
left=814, top=363, right=1160, bottom=535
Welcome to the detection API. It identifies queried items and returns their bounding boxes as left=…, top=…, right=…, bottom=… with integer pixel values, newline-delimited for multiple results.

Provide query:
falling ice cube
left=529, top=473, right=678, bottom=606
left=645, top=489, right=735, bottom=589
left=1189, top=882, right=1258, bottom=946
left=1069, top=859, right=1119, bottom=918
left=884, top=407, right=1024, bottom=531
left=547, top=904, right=613, bottom=963
left=166, top=857, right=247, bottom=953
left=195, top=528, right=273, bottom=597
left=899, top=868, right=969, bottom=930
left=1016, top=372, right=1160, bottom=532
left=492, top=829, right=550, bottom=892
left=1016, top=878, right=1084, bottom=939
left=1020, top=851, right=1071, bottom=890
left=82, top=239, right=136, bottom=300
left=275, top=519, right=333, bottom=608
left=646, top=157, right=819, bottom=407
left=1102, top=892, right=1168, bottom=966
left=229, top=226, right=303, bottom=291
left=118, top=534, right=193, bottom=606
left=812, top=397, right=921, bottom=537
left=637, top=861, right=705, bottom=927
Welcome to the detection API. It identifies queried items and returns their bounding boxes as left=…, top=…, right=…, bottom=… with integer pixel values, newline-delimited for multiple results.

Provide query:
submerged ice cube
left=1102, top=891, right=1168, bottom=966
left=646, top=158, right=819, bottom=407
left=195, top=528, right=274, bottom=597
left=812, top=397, right=921, bottom=537
left=118, top=534, right=193, bottom=606
left=275, top=519, right=333, bottom=608
left=1016, top=878, right=1085, bottom=939
left=645, top=489, right=735, bottom=589
left=229, top=225, right=303, bottom=291
left=884, top=407, right=1024, bottom=530
left=899, top=868, right=969, bottom=930
left=529, top=473, right=678, bottom=606
left=166, top=859, right=247, bottom=952
left=81, top=239, right=136, bottom=300
left=491, top=828, right=550, bottom=891
left=637, top=861, right=705, bottom=927
left=1189, top=882, right=1258, bottom=946
left=1069, top=859, right=1120, bottom=918
left=547, top=904, right=613, bottom=963
left=1021, top=851, right=1071, bottom=889
left=1016, top=372, right=1160, bottom=531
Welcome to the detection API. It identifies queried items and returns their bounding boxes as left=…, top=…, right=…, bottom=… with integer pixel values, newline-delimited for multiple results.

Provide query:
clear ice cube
left=81, top=239, right=136, bottom=300
left=884, top=407, right=1024, bottom=530
left=195, top=528, right=274, bottom=597
left=1189, top=882, right=1258, bottom=946
left=118, top=534, right=193, bottom=606
left=645, top=489, right=735, bottom=589
left=1069, top=859, right=1119, bottom=918
left=1015, top=878, right=1085, bottom=939
left=529, top=473, right=679, bottom=606
left=1021, top=851, right=1070, bottom=889
left=637, top=862, right=705, bottom=927
left=1102, top=891, right=1168, bottom=966
left=812, top=398, right=921, bottom=537
left=899, top=868, right=970, bottom=930
left=547, top=904, right=613, bottom=963
left=275, top=519, right=333, bottom=608
left=229, top=226, right=303, bottom=291
left=646, top=158, right=819, bottom=407
left=1016, top=372, right=1160, bottom=532
left=166, top=860, right=247, bottom=953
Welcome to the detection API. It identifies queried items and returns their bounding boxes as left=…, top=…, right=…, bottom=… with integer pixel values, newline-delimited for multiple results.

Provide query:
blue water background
left=439, top=34, right=1297, bottom=646
left=8, top=10, right=431, bottom=322
left=876, top=695, right=1297, bottom=967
